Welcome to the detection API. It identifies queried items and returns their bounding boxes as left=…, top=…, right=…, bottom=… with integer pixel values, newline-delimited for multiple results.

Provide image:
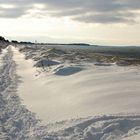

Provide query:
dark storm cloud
left=0, top=0, right=140, bottom=24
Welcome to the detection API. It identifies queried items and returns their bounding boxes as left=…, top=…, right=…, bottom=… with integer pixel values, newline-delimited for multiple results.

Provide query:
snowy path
left=1, top=46, right=140, bottom=140
left=0, top=47, right=41, bottom=139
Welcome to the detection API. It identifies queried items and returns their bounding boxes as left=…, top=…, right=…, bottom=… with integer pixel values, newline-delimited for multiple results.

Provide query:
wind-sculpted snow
left=34, top=59, right=60, bottom=67
left=1, top=46, right=140, bottom=140
left=55, top=66, right=83, bottom=76
left=51, top=115, right=140, bottom=140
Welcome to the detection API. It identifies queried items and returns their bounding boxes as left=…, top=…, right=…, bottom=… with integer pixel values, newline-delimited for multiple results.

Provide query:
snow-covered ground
left=1, top=45, right=140, bottom=140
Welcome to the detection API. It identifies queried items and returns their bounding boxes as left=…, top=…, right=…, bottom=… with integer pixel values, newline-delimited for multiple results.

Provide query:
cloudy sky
left=0, top=0, right=140, bottom=45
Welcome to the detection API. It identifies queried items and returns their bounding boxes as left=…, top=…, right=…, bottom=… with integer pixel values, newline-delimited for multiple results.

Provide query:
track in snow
left=0, top=47, right=40, bottom=140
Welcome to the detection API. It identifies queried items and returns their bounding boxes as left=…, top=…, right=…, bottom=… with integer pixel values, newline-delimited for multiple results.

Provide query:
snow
left=1, top=45, right=140, bottom=140
left=55, top=66, right=83, bottom=76
left=94, top=63, right=113, bottom=66
left=12, top=46, right=140, bottom=122
left=0, top=47, right=39, bottom=139
left=34, top=59, right=60, bottom=67
left=122, top=133, right=140, bottom=140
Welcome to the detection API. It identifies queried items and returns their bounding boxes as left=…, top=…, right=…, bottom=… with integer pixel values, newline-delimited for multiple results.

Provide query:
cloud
left=73, top=11, right=137, bottom=24
left=0, top=0, right=140, bottom=24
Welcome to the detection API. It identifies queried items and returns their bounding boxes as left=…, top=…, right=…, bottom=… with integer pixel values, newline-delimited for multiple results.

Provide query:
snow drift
left=1, top=45, right=140, bottom=140
left=55, top=66, right=83, bottom=76
left=34, top=59, right=60, bottom=67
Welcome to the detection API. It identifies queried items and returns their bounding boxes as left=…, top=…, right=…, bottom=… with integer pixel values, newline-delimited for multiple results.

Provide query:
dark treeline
left=0, top=36, right=91, bottom=46
left=0, top=36, right=9, bottom=42
left=0, top=36, right=10, bottom=50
